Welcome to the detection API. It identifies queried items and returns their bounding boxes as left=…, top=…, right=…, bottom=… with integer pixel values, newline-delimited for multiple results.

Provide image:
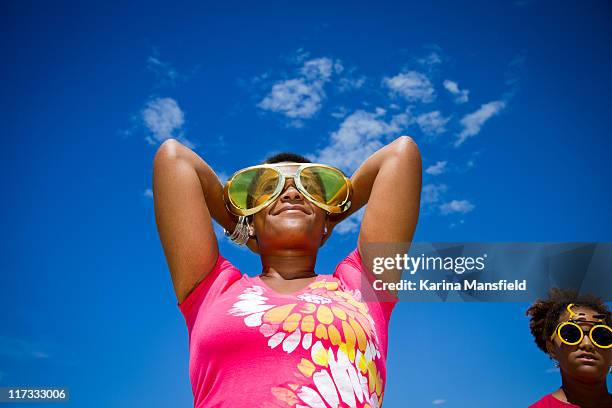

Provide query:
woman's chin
left=567, top=363, right=607, bottom=381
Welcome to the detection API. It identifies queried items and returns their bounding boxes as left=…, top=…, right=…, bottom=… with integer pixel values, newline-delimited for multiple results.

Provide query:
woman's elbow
left=154, top=138, right=183, bottom=165
left=391, top=135, right=421, bottom=163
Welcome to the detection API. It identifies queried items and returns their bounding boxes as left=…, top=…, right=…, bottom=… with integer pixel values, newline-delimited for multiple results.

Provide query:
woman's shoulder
left=178, top=252, right=246, bottom=318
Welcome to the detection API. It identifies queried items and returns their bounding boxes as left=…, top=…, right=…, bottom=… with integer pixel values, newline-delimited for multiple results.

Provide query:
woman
left=526, top=288, right=612, bottom=408
left=152, top=136, right=421, bottom=407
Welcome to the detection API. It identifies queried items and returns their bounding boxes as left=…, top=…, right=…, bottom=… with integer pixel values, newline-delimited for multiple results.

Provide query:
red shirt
left=529, top=393, right=611, bottom=408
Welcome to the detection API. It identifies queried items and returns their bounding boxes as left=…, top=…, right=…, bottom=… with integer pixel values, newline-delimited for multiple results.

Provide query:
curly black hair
left=526, top=288, right=612, bottom=354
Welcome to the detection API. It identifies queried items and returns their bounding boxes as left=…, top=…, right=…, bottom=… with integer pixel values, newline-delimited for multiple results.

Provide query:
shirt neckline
left=255, top=274, right=326, bottom=296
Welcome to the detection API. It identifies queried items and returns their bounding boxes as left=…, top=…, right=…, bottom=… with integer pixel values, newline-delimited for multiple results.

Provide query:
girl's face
left=547, top=305, right=612, bottom=382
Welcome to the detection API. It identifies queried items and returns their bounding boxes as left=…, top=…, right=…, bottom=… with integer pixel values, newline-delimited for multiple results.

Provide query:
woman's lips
left=278, top=208, right=308, bottom=215
left=575, top=353, right=598, bottom=364
left=273, top=205, right=310, bottom=215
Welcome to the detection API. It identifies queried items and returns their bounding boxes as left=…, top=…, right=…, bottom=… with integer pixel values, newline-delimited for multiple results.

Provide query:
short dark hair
left=525, top=288, right=612, bottom=354
left=264, top=152, right=311, bottom=164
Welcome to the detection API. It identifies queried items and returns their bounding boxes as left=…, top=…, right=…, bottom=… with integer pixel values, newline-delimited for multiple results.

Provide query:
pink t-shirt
left=529, top=393, right=612, bottom=408
left=529, top=394, right=580, bottom=408
left=179, top=248, right=398, bottom=408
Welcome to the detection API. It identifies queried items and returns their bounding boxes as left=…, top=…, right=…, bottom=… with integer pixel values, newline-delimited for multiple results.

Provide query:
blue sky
left=2, top=0, right=611, bottom=407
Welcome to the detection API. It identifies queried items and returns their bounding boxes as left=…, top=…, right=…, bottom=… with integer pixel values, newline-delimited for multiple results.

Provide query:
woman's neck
left=260, top=252, right=318, bottom=281
left=557, top=374, right=611, bottom=408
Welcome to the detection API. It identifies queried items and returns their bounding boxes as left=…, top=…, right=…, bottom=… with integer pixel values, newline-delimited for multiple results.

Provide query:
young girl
left=527, top=288, right=612, bottom=408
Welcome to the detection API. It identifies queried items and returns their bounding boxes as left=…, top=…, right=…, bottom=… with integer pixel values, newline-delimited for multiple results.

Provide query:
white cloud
left=333, top=61, right=344, bottom=75
left=425, top=161, right=447, bottom=176
left=383, top=71, right=435, bottom=103
left=258, top=78, right=324, bottom=120
left=147, top=56, right=180, bottom=86
left=432, top=399, right=447, bottom=405
left=333, top=207, right=365, bottom=235
left=456, top=100, right=506, bottom=146
left=440, top=199, right=475, bottom=215
left=422, top=184, right=448, bottom=205
left=300, top=57, right=336, bottom=81
left=258, top=57, right=342, bottom=124
left=416, top=111, right=449, bottom=136
left=311, top=109, right=409, bottom=173
left=330, top=106, right=349, bottom=119
left=142, top=97, right=194, bottom=147
left=338, top=76, right=366, bottom=92
left=418, top=51, right=442, bottom=67
left=290, top=48, right=311, bottom=64
left=449, top=219, right=465, bottom=228
left=443, top=79, right=469, bottom=103
left=143, top=188, right=153, bottom=198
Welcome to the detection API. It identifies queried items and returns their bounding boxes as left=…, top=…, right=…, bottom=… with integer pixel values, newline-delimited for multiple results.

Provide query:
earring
left=224, top=216, right=251, bottom=246
left=324, top=226, right=328, bottom=235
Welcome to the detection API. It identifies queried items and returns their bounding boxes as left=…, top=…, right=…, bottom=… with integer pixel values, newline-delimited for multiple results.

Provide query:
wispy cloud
left=382, top=71, right=435, bottom=103
left=443, top=79, right=469, bottom=104
left=456, top=100, right=505, bottom=146
left=422, top=184, right=448, bottom=205
left=504, top=51, right=527, bottom=100
left=0, top=336, right=50, bottom=360
left=417, top=51, right=442, bottom=67
left=143, top=188, right=153, bottom=199
left=336, top=66, right=366, bottom=93
left=142, top=97, right=194, bottom=148
left=333, top=207, right=365, bottom=235
left=440, top=199, right=475, bottom=215
left=311, top=108, right=409, bottom=173
left=416, top=111, right=449, bottom=136
left=147, top=55, right=180, bottom=87
left=258, top=56, right=342, bottom=127
left=425, top=160, right=447, bottom=176
left=337, top=76, right=366, bottom=92
left=330, top=106, right=350, bottom=119
left=449, top=219, right=465, bottom=228
left=432, top=399, right=447, bottom=405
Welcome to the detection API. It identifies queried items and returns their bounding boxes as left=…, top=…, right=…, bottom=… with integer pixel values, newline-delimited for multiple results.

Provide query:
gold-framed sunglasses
left=550, top=303, right=612, bottom=349
left=223, top=163, right=353, bottom=217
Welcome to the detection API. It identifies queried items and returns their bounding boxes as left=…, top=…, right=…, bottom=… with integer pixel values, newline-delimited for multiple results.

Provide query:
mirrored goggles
left=223, top=163, right=352, bottom=216
left=550, top=304, right=612, bottom=349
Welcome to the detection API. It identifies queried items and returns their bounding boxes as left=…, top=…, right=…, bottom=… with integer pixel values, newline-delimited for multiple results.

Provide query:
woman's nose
left=578, top=331, right=596, bottom=351
left=280, top=180, right=303, bottom=201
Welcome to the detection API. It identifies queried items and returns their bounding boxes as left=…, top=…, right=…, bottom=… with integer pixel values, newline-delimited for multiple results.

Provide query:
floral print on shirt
left=228, top=278, right=386, bottom=408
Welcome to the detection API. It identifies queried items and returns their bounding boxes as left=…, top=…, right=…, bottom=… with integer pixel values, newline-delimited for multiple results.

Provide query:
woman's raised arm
left=152, top=138, right=237, bottom=303
left=331, top=136, right=422, bottom=288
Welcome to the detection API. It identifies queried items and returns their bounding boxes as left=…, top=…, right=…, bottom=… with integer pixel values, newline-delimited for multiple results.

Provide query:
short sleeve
left=178, top=252, right=242, bottom=329
left=333, top=247, right=399, bottom=323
